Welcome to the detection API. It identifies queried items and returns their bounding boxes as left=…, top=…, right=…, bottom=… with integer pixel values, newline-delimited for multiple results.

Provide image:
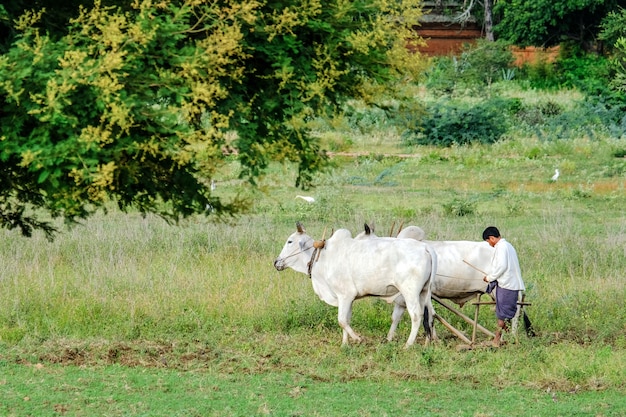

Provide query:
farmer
left=482, top=226, right=526, bottom=347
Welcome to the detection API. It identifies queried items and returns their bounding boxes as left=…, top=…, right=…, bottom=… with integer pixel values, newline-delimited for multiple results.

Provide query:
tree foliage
left=493, top=0, right=621, bottom=49
left=600, top=7, right=626, bottom=93
left=599, top=6, right=626, bottom=49
left=0, top=0, right=426, bottom=237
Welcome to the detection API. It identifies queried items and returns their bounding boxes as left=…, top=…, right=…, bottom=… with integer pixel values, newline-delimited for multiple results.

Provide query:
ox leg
left=387, top=301, right=406, bottom=342
left=337, top=298, right=361, bottom=345
left=510, top=304, right=521, bottom=343
left=402, top=291, right=426, bottom=348
left=507, top=292, right=525, bottom=344
left=404, top=304, right=424, bottom=348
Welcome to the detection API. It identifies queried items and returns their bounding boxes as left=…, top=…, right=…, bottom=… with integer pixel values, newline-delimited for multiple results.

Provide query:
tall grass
left=2, top=143, right=625, bottom=343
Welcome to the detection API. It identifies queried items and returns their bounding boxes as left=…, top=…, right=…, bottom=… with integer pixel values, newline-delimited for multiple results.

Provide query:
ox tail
left=523, top=310, right=536, bottom=337
left=422, top=244, right=438, bottom=339
left=423, top=306, right=431, bottom=339
left=519, top=293, right=536, bottom=337
left=426, top=243, right=437, bottom=302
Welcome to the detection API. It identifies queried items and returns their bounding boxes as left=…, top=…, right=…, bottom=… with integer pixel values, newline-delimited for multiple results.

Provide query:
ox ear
left=364, top=223, right=371, bottom=235
left=296, top=222, right=306, bottom=234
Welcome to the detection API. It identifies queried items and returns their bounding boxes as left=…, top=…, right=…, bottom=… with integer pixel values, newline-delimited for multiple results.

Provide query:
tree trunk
left=484, top=0, right=494, bottom=41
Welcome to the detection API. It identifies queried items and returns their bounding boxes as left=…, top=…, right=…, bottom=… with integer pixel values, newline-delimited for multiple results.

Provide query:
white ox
left=356, top=224, right=494, bottom=341
left=403, top=226, right=535, bottom=339
left=273, top=222, right=437, bottom=348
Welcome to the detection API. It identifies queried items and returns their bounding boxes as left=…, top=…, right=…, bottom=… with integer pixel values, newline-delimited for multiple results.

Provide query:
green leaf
left=37, top=170, right=50, bottom=184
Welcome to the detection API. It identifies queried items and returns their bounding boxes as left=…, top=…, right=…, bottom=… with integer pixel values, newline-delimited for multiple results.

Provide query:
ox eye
left=287, top=240, right=293, bottom=244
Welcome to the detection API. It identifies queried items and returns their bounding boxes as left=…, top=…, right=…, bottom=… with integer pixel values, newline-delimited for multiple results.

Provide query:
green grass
left=2, top=360, right=625, bottom=416
left=1, top=84, right=626, bottom=415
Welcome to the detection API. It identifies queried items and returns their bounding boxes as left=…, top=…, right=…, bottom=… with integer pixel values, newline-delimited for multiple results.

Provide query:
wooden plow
left=432, top=294, right=532, bottom=348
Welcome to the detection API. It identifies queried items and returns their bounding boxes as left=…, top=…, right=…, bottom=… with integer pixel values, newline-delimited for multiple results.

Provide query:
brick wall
left=414, top=20, right=560, bottom=67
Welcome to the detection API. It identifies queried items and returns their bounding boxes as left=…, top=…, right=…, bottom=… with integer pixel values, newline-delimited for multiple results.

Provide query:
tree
left=599, top=6, right=626, bottom=49
left=483, top=0, right=494, bottom=41
left=0, top=0, right=427, bottom=238
left=493, top=0, right=621, bottom=50
left=454, top=0, right=495, bottom=42
left=600, top=7, right=626, bottom=93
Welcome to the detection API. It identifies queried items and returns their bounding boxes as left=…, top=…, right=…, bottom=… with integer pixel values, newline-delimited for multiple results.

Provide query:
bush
left=423, top=40, right=515, bottom=94
left=517, top=59, right=557, bottom=90
left=441, top=198, right=477, bottom=217
left=515, top=99, right=626, bottom=140
left=403, top=98, right=517, bottom=146
left=423, top=56, right=459, bottom=94
left=514, top=100, right=564, bottom=126
left=556, top=47, right=613, bottom=97
left=342, top=103, right=391, bottom=134
left=459, top=39, right=515, bottom=86
left=517, top=45, right=614, bottom=98
left=339, top=98, right=425, bottom=135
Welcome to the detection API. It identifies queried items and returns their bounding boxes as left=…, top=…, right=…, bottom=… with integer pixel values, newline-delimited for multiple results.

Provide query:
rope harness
left=307, top=239, right=325, bottom=277
left=280, top=243, right=314, bottom=263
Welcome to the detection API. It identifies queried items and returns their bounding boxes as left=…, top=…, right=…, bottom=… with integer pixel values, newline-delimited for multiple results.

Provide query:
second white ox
left=357, top=225, right=494, bottom=341
left=274, top=222, right=437, bottom=347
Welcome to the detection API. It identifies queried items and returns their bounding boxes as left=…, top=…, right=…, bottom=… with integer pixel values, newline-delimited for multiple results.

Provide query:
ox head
left=273, top=222, right=315, bottom=273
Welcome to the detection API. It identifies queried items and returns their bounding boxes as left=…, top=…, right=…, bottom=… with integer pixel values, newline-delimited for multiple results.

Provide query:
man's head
left=482, top=226, right=501, bottom=247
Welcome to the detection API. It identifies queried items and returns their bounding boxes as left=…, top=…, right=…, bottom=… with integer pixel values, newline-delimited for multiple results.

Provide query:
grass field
left=1, top=85, right=626, bottom=415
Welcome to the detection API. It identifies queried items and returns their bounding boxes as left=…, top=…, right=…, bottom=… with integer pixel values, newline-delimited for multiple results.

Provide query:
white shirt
left=486, top=238, right=525, bottom=291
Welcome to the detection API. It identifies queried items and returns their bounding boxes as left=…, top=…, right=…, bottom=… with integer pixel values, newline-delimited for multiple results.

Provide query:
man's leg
left=493, top=318, right=508, bottom=347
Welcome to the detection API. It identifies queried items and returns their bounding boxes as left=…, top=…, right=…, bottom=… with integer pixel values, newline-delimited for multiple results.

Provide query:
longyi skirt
left=495, top=286, right=519, bottom=320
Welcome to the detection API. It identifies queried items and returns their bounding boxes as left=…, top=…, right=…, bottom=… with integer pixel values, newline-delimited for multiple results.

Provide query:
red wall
left=413, top=22, right=482, bottom=56
left=414, top=23, right=560, bottom=67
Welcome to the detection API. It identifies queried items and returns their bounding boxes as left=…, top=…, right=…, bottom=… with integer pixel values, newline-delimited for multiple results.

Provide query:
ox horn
left=395, top=221, right=405, bottom=237
left=364, top=223, right=371, bottom=235
left=296, top=222, right=305, bottom=234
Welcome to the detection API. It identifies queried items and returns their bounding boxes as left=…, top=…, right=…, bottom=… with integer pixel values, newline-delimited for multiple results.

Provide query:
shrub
left=555, top=47, right=613, bottom=97
left=403, top=98, right=516, bottom=146
left=517, top=44, right=616, bottom=100
left=515, top=100, right=564, bottom=126
left=442, top=198, right=477, bottom=217
left=517, top=59, right=558, bottom=90
left=423, top=40, right=515, bottom=94
left=423, top=56, right=459, bottom=94
left=458, top=39, right=515, bottom=86
left=514, top=98, right=626, bottom=140
left=340, top=99, right=425, bottom=135
left=343, top=103, right=390, bottom=134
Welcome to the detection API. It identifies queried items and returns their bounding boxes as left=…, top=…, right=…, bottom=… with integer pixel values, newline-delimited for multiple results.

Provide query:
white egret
left=210, top=179, right=216, bottom=191
left=551, top=169, right=560, bottom=181
left=295, top=195, right=315, bottom=203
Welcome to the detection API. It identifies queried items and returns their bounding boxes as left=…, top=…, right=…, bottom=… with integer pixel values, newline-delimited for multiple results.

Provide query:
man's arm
left=485, top=246, right=508, bottom=282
